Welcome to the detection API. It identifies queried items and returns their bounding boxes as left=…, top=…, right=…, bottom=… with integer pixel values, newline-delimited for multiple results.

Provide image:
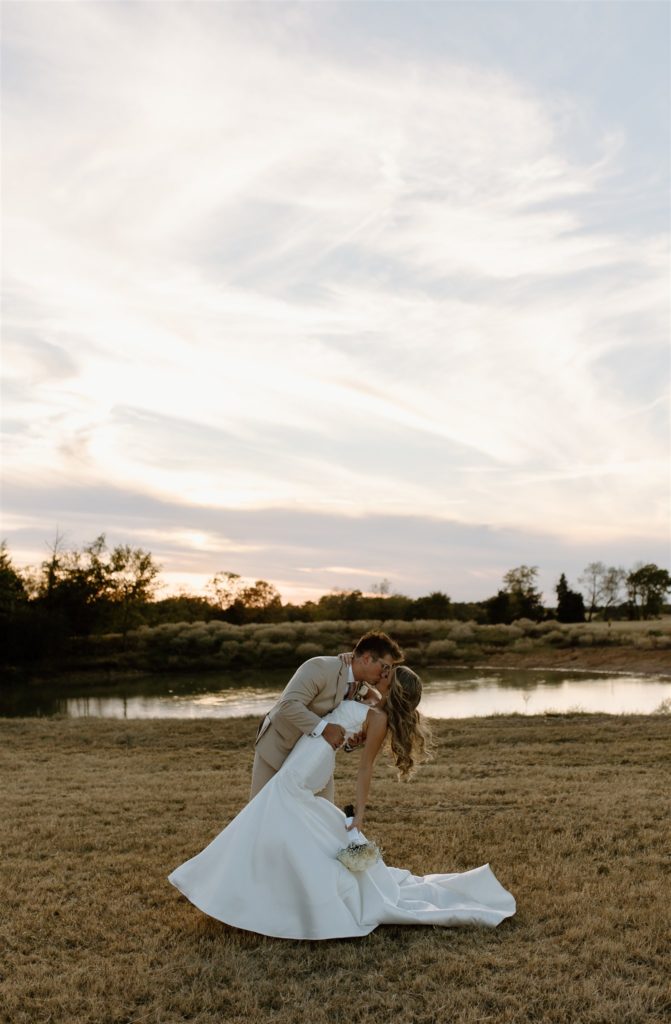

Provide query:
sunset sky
left=2, top=1, right=669, bottom=604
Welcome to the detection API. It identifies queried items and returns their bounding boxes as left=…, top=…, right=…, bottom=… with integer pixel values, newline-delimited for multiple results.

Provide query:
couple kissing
left=168, top=629, right=515, bottom=939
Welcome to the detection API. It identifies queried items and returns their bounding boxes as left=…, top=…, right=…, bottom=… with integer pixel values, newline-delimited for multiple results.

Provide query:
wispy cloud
left=2, top=2, right=668, bottom=598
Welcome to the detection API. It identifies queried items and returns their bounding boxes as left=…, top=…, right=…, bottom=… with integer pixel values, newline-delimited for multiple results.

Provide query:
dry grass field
left=2, top=714, right=669, bottom=1024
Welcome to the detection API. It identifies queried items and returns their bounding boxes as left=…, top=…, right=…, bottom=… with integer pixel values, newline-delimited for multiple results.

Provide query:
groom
left=250, top=630, right=403, bottom=802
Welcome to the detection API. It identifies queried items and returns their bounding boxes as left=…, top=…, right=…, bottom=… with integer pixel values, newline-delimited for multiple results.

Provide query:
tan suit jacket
left=254, top=656, right=350, bottom=772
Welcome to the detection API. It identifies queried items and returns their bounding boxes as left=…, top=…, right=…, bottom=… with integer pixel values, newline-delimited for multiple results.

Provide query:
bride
left=168, top=666, right=515, bottom=940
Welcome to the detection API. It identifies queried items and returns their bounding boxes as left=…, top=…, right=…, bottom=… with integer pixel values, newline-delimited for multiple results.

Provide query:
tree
left=600, top=566, right=626, bottom=618
left=555, top=573, right=586, bottom=623
left=31, top=534, right=161, bottom=636
left=207, top=571, right=244, bottom=611
left=0, top=542, right=29, bottom=664
left=578, top=562, right=604, bottom=621
left=310, top=589, right=365, bottom=621
left=34, top=533, right=108, bottom=636
left=484, top=566, right=544, bottom=624
left=501, top=565, right=544, bottom=621
left=503, top=565, right=538, bottom=596
left=370, top=579, right=391, bottom=597
left=625, top=564, right=671, bottom=619
left=409, top=591, right=452, bottom=620
left=107, top=544, right=161, bottom=636
left=239, top=579, right=282, bottom=612
left=227, top=579, right=283, bottom=623
left=147, top=593, right=218, bottom=625
left=0, top=541, right=27, bottom=617
left=578, top=562, right=626, bottom=620
left=483, top=589, right=513, bottom=625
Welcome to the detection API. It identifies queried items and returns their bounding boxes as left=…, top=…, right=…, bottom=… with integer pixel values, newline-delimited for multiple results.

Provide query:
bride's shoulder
left=365, top=705, right=388, bottom=730
left=360, top=705, right=388, bottom=761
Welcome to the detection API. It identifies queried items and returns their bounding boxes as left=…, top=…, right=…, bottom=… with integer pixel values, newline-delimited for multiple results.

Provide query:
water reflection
left=1, top=667, right=669, bottom=719
left=420, top=674, right=671, bottom=717
left=63, top=687, right=279, bottom=720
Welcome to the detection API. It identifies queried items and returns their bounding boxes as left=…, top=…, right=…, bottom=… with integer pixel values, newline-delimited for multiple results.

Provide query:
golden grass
left=2, top=714, right=669, bottom=1024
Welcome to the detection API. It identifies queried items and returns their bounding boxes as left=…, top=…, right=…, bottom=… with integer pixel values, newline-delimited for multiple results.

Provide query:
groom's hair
left=353, top=631, right=403, bottom=662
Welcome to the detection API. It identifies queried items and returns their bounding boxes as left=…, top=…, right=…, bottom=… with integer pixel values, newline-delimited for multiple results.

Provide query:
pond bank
left=477, top=645, right=671, bottom=676
left=10, top=642, right=669, bottom=690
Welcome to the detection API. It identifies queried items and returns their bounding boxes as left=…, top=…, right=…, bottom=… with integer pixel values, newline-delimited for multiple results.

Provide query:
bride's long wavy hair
left=384, top=666, right=432, bottom=779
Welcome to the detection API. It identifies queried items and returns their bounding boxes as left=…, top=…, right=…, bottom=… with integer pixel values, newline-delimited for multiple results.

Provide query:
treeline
left=1, top=535, right=669, bottom=670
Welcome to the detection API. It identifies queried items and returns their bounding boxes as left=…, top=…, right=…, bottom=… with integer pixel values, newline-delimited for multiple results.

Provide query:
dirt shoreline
left=472, top=646, right=671, bottom=677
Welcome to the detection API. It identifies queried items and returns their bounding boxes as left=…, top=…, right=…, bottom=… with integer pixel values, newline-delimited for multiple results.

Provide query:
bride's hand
left=338, top=651, right=354, bottom=666
left=345, top=814, right=363, bottom=832
left=344, top=729, right=365, bottom=751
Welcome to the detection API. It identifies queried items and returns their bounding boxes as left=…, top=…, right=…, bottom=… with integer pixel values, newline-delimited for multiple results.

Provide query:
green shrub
left=301, top=622, right=341, bottom=639
left=477, top=625, right=521, bottom=646
left=253, top=625, right=298, bottom=643
left=448, top=623, right=476, bottom=642
left=425, top=639, right=458, bottom=661
left=347, top=620, right=382, bottom=634
left=530, top=619, right=563, bottom=637
left=512, top=637, right=535, bottom=652
left=295, top=642, right=322, bottom=660
left=379, top=620, right=425, bottom=639
left=512, top=618, right=537, bottom=635
left=409, top=619, right=443, bottom=634
left=255, top=641, right=295, bottom=666
left=215, top=641, right=242, bottom=667
left=402, top=646, right=424, bottom=667
left=205, top=621, right=240, bottom=638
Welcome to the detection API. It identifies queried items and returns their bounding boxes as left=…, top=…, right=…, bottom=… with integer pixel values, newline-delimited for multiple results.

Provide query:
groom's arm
left=273, top=659, right=328, bottom=735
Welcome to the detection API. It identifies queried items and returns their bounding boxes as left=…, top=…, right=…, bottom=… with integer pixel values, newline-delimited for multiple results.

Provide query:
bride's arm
left=345, top=709, right=388, bottom=833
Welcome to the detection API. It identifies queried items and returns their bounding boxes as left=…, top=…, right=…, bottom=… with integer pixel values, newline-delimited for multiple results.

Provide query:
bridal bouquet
left=336, top=805, right=381, bottom=873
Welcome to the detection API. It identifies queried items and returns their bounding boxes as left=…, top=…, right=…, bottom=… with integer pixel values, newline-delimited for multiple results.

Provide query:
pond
left=1, top=666, right=669, bottom=719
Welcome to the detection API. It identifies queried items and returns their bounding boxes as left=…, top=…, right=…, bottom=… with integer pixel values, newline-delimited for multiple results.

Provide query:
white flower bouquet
left=336, top=806, right=381, bottom=873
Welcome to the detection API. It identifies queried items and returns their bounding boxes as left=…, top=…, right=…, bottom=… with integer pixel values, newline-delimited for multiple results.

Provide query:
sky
left=2, top=1, right=669, bottom=605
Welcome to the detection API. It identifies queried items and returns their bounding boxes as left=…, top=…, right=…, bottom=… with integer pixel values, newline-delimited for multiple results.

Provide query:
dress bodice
left=279, top=698, right=370, bottom=794
left=323, top=698, right=370, bottom=739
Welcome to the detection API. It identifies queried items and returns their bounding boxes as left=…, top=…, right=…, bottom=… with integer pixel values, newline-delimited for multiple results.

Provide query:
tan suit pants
left=250, top=748, right=335, bottom=804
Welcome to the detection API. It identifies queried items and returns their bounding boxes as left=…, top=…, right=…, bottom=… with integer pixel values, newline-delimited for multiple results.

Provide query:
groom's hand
left=322, top=723, right=346, bottom=750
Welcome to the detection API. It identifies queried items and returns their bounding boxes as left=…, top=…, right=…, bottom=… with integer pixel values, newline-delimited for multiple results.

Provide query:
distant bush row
left=61, top=617, right=671, bottom=674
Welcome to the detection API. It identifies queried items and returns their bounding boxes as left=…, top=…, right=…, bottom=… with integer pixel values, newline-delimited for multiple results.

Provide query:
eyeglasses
left=373, top=658, right=394, bottom=678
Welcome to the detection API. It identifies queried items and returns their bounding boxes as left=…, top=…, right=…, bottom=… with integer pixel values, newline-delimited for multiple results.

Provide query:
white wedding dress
left=168, top=700, right=515, bottom=939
